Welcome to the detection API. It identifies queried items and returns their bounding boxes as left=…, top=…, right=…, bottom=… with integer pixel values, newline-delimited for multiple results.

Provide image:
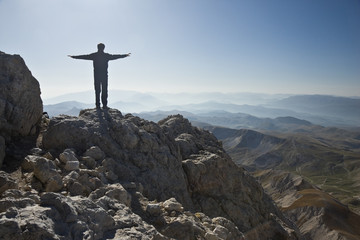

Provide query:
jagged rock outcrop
left=0, top=51, right=43, bottom=167
left=41, top=109, right=194, bottom=209
left=37, top=109, right=301, bottom=239
left=0, top=108, right=303, bottom=239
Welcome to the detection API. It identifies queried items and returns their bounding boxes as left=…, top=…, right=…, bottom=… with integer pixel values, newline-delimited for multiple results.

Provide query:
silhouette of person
left=69, top=43, right=131, bottom=109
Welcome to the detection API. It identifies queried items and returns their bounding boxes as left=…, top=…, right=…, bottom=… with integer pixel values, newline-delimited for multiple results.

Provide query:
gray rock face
left=0, top=171, right=18, bottom=195
left=160, top=115, right=300, bottom=239
left=0, top=51, right=43, bottom=139
left=42, top=109, right=194, bottom=209
left=39, top=110, right=301, bottom=239
left=0, top=51, right=43, bottom=168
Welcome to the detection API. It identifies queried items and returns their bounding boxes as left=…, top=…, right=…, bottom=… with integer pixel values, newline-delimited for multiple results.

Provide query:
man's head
left=97, top=43, right=105, bottom=52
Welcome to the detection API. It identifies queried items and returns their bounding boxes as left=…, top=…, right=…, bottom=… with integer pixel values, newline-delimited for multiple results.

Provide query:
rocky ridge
left=0, top=108, right=302, bottom=239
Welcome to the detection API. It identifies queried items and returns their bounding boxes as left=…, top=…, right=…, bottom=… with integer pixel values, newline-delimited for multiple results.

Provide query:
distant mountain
left=44, top=91, right=360, bottom=127
left=149, top=91, right=290, bottom=106
left=43, top=90, right=167, bottom=108
left=43, top=101, right=92, bottom=117
left=268, top=95, right=360, bottom=125
left=153, top=100, right=357, bottom=127
left=138, top=110, right=318, bottom=132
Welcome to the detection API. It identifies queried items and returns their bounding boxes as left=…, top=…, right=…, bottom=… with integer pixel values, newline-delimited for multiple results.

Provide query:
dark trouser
left=94, top=73, right=108, bottom=107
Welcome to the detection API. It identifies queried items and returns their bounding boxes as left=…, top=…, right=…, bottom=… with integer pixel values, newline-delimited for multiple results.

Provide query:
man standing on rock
left=69, top=43, right=131, bottom=109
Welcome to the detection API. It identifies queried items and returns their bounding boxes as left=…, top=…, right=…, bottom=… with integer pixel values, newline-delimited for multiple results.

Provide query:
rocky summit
left=0, top=109, right=303, bottom=239
left=0, top=51, right=302, bottom=239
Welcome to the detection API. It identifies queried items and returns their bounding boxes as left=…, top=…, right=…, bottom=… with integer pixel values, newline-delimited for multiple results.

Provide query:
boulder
left=64, top=160, right=79, bottom=171
left=59, top=148, right=78, bottom=164
left=0, top=51, right=43, bottom=140
left=30, top=156, right=63, bottom=192
left=163, top=198, right=184, bottom=213
left=146, top=203, right=162, bottom=216
left=84, top=146, right=105, bottom=161
left=89, top=183, right=131, bottom=207
left=0, top=171, right=18, bottom=195
left=0, top=51, right=43, bottom=168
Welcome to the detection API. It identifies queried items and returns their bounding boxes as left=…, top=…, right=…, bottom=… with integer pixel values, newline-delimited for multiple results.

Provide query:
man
left=69, top=43, right=131, bottom=109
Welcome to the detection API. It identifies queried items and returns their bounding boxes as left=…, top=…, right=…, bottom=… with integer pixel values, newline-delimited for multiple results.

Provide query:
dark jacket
left=72, top=52, right=128, bottom=75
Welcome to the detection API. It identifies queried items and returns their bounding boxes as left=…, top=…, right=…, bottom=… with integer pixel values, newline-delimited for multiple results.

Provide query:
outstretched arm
left=108, top=53, right=131, bottom=60
left=68, top=54, right=94, bottom=60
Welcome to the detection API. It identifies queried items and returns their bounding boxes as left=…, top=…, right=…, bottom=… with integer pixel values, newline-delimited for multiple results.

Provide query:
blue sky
left=1, top=0, right=359, bottom=98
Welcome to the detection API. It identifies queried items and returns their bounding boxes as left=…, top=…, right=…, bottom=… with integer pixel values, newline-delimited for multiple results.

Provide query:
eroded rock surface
left=39, top=110, right=301, bottom=239
left=0, top=51, right=43, bottom=168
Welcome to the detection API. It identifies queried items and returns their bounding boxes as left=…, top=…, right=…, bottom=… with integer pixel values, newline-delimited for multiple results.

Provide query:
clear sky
left=1, top=0, right=359, bottom=99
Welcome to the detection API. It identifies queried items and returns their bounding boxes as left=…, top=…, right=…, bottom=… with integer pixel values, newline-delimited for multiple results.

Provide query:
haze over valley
left=44, top=90, right=360, bottom=128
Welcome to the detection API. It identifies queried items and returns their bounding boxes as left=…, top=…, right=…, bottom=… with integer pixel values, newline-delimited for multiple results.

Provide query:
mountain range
left=44, top=91, right=360, bottom=127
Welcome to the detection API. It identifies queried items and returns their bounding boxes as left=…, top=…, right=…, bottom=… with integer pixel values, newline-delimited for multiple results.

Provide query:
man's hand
left=126, top=53, right=131, bottom=57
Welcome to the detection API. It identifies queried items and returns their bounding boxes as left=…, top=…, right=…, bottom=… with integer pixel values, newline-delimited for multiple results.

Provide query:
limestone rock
left=28, top=109, right=301, bottom=239
left=64, top=160, right=79, bottom=171
left=0, top=171, right=18, bottom=194
left=0, top=52, right=43, bottom=140
left=146, top=203, right=162, bottom=216
left=0, top=205, right=66, bottom=240
left=0, top=189, right=40, bottom=213
left=0, top=189, right=166, bottom=239
left=163, top=197, right=184, bottom=212
left=59, top=148, right=78, bottom=164
left=84, top=145, right=105, bottom=161
left=31, top=156, right=63, bottom=192
left=81, top=156, right=97, bottom=169
left=89, top=183, right=132, bottom=207
left=42, top=109, right=193, bottom=208
left=141, top=196, right=245, bottom=240
left=160, top=115, right=300, bottom=239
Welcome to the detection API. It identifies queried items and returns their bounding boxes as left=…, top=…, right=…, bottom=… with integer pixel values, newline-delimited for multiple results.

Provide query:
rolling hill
left=205, top=125, right=360, bottom=214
